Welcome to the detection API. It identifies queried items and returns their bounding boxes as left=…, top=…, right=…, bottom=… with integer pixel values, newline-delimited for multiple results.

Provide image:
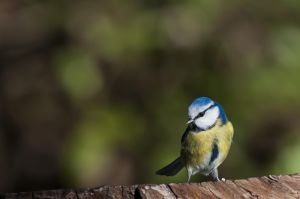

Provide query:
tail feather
left=156, top=157, right=183, bottom=176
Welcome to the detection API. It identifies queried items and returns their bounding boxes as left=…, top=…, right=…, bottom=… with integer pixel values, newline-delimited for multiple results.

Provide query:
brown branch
left=1, top=173, right=300, bottom=199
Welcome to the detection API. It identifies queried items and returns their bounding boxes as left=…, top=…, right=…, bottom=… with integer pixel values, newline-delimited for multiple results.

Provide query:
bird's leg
left=187, top=168, right=193, bottom=183
left=187, top=174, right=191, bottom=183
left=210, top=168, right=220, bottom=181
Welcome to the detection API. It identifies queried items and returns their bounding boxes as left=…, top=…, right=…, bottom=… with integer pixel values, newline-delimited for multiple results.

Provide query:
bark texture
left=1, top=173, right=300, bottom=199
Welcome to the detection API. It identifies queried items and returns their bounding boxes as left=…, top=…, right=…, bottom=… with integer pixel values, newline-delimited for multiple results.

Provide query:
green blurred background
left=1, top=0, right=300, bottom=193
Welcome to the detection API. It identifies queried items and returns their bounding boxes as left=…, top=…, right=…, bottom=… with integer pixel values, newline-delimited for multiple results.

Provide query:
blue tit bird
left=156, top=97, right=234, bottom=182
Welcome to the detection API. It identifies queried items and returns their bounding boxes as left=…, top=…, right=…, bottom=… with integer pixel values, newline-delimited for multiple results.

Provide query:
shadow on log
left=1, top=173, right=300, bottom=199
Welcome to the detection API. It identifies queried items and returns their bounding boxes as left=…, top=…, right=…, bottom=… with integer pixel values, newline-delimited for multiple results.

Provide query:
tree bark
left=1, top=173, right=300, bottom=199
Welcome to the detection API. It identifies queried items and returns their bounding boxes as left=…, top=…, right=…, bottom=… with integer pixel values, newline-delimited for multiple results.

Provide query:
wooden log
left=1, top=173, right=300, bottom=199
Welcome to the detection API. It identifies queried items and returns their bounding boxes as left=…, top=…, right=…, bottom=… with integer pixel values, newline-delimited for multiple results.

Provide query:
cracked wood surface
left=1, top=173, right=300, bottom=199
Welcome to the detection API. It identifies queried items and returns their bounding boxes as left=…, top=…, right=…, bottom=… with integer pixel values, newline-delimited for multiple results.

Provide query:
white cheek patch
left=195, top=106, right=219, bottom=130
left=188, top=101, right=214, bottom=119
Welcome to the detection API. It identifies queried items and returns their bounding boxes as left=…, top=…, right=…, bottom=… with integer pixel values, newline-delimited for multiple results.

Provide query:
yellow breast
left=181, top=120, right=234, bottom=174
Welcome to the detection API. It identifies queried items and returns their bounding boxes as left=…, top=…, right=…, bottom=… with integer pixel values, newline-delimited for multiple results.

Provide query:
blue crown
left=189, top=97, right=213, bottom=109
left=189, top=97, right=228, bottom=124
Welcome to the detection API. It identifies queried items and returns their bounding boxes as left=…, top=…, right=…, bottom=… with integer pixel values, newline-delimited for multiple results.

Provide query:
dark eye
left=197, top=112, right=205, bottom=118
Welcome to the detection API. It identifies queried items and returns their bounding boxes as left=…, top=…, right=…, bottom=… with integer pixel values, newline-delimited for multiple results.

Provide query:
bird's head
left=187, top=97, right=227, bottom=131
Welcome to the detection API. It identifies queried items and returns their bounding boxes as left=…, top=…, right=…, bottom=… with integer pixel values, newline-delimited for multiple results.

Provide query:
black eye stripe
left=195, top=112, right=204, bottom=119
left=195, top=104, right=216, bottom=119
